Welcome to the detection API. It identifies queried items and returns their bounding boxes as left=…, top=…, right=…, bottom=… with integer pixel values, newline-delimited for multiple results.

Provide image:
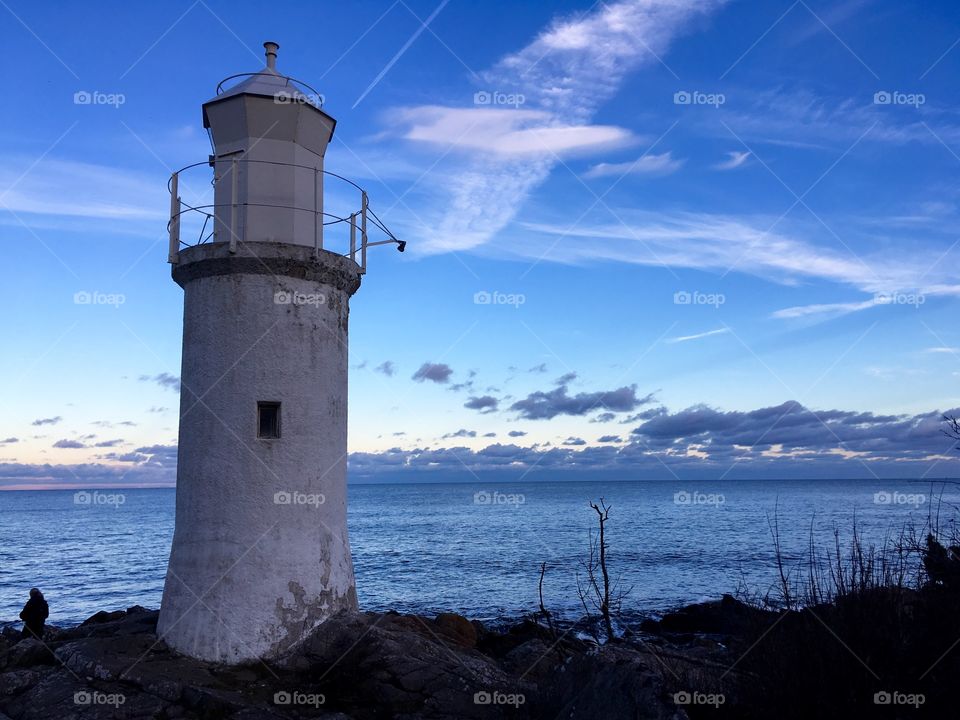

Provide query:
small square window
left=257, top=402, right=281, bottom=439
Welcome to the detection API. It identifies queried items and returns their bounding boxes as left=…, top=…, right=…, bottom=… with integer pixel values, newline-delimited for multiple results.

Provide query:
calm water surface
left=0, top=479, right=953, bottom=626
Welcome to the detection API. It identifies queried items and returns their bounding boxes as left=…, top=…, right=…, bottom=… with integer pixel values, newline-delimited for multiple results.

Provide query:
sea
left=0, top=479, right=954, bottom=628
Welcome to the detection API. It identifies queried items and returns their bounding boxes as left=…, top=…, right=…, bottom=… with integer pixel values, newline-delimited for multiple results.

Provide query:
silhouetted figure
left=19, top=588, right=48, bottom=641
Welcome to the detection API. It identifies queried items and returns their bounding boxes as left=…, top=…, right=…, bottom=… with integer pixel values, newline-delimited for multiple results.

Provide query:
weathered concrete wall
left=158, top=242, right=360, bottom=664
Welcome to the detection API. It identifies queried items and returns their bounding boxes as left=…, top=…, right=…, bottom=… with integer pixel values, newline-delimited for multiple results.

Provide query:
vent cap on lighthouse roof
left=203, top=41, right=336, bottom=158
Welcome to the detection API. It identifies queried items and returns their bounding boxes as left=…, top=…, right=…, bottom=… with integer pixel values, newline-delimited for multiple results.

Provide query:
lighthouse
left=158, top=42, right=401, bottom=663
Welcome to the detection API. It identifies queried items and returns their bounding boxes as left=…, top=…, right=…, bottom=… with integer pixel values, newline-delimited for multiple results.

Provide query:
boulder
left=0, top=669, right=38, bottom=696
left=434, top=612, right=478, bottom=648
left=2, top=639, right=57, bottom=670
left=641, top=594, right=773, bottom=637
left=542, top=644, right=682, bottom=720
left=80, top=609, right=126, bottom=626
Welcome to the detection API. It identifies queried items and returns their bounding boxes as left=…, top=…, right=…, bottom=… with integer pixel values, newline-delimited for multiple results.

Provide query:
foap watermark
left=74, top=290, right=125, bottom=308
left=74, top=490, right=126, bottom=508
left=474, top=90, right=525, bottom=108
left=674, top=490, right=725, bottom=507
left=273, top=690, right=325, bottom=708
left=274, top=290, right=326, bottom=307
left=474, top=290, right=525, bottom=308
left=874, top=490, right=926, bottom=507
left=674, top=290, right=725, bottom=308
left=74, top=691, right=126, bottom=707
left=274, top=90, right=325, bottom=106
left=74, top=90, right=125, bottom=108
left=474, top=690, right=525, bottom=708
left=874, top=291, right=924, bottom=308
left=274, top=490, right=325, bottom=507
left=874, top=90, right=925, bottom=108
left=674, top=90, right=725, bottom=108
left=874, top=690, right=925, bottom=708
left=474, top=490, right=525, bottom=507
left=673, top=690, right=725, bottom=708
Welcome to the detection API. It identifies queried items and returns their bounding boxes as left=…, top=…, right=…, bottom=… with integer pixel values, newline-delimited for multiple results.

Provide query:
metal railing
left=167, top=158, right=402, bottom=273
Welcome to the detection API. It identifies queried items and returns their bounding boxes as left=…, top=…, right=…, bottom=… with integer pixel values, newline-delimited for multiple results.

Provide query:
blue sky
left=2, top=0, right=960, bottom=488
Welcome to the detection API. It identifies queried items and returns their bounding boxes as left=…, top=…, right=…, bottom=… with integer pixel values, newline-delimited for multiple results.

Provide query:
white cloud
left=583, top=151, right=684, bottom=178
left=666, top=327, right=730, bottom=343
left=0, top=157, right=165, bottom=222
left=390, top=0, right=727, bottom=254
left=769, top=299, right=877, bottom=320
left=718, top=88, right=960, bottom=149
left=713, top=150, right=750, bottom=170
left=520, top=209, right=960, bottom=305
left=398, top=106, right=633, bottom=157
left=521, top=211, right=881, bottom=286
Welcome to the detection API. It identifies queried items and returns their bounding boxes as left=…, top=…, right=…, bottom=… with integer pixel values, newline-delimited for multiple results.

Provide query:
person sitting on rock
left=19, top=588, right=49, bottom=641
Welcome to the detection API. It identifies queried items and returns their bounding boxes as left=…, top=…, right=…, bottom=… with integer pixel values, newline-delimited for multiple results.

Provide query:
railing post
left=349, top=212, right=357, bottom=263
left=360, top=191, right=368, bottom=274
left=168, top=172, right=180, bottom=264
left=229, top=157, right=238, bottom=253
left=313, top=168, right=320, bottom=258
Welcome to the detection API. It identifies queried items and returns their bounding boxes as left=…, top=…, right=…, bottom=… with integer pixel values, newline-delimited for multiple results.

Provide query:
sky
left=2, top=0, right=960, bottom=488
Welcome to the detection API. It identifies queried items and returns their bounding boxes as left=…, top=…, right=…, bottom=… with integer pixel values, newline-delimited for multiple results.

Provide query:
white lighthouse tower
left=158, top=42, right=401, bottom=664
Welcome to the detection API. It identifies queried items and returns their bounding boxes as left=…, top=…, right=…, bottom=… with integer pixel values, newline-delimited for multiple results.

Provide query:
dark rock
left=434, top=612, right=478, bottom=648
left=0, top=604, right=697, bottom=719
left=501, top=639, right=555, bottom=681
left=180, top=685, right=248, bottom=717
left=0, top=669, right=38, bottom=696
left=80, top=609, right=126, bottom=626
left=641, top=594, right=773, bottom=637
left=542, top=644, right=681, bottom=720
left=3, top=639, right=57, bottom=670
left=476, top=618, right=563, bottom=659
left=62, top=607, right=158, bottom=641
left=289, top=611, right=526, bottom=719
left=1, top=668, right=85, bottom=720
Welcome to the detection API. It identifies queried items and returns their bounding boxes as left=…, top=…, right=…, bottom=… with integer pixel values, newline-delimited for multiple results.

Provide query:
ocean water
left=0, top=479, right=953, bottom=627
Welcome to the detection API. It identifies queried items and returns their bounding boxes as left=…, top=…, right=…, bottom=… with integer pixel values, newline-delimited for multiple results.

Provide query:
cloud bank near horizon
left=4, top=401, right=956, bottom=489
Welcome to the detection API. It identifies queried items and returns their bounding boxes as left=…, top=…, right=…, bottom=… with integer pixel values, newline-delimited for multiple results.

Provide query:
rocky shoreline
left=3, top=587, right=955, bottom=718
left=0, top=600, right=758, bottom=719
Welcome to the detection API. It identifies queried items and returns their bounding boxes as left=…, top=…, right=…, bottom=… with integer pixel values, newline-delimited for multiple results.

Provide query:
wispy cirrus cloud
left=0, top=157, right=164, bottom=222
left=666, top=327, right=730, bottom=343
left=713, top=150, right=750, bottom=170
left=718, top=88, right=960, bottom=150
left=389, top=0, right=727, bottom=254
left=519, top=209, right=960, bottom=319
left=583, top=151, right=684, bottom=178
left=770, top=299, right=877, bottom=320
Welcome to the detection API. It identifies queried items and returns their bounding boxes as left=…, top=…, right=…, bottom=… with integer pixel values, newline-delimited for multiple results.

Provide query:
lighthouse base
left=158, top=242, right=361, bottom=664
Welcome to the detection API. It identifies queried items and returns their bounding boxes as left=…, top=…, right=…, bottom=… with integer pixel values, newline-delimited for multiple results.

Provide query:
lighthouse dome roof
left=206, top=42, right=324, bottom=111
left=214, top=69, right=318, bottom=107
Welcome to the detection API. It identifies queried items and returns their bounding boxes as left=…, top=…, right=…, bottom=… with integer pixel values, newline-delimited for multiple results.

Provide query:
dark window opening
left=258, top=402, right=281, bottom=439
